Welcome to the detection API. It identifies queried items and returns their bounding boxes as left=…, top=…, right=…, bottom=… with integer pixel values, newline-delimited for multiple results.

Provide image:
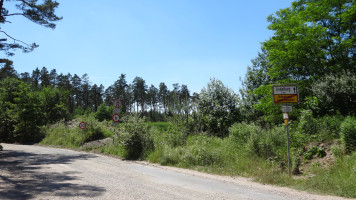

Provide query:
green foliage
left=74, top=106, right=84, bottom=117
left=264, top=0, right=355, bottom=81
left=95, top=103, right=113, bottom=122
left=340, top=117, right=356, bottom=154
left=331, top=145, right=342, bottom=158
left=0, top=78, right=44, bottom=143
left=77, top=114, right=106, bottom=143
left=297, top=110, right=317, bottom=135
left=303, top=146, right=326, bottom=160
left=163, top=122, right=187, bottom=147
left=198, top=78, right=240, bottom=137
left=0, top=0, right=62, bottom=56
left=303, top=153, right=356, bottom=198
left=40, top=120, right=81, bottom=148
left=40, top=86, right=70, bottom=124
left=229, top=122, right=286, bottom=159
left=246, top=125, right=286, bottom=159
left=229, top=122, right=260, bottom=144
left=252, top=84, right=281, bottom=125
left=118, top=115, right=152, bottom=159
left=311, top=72, right=356, bottom=116
left=147, top=122, right=169, bottom=132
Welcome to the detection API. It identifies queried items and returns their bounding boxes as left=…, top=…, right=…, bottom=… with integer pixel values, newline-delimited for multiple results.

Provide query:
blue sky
left=1, top=0, right=293, bottom=94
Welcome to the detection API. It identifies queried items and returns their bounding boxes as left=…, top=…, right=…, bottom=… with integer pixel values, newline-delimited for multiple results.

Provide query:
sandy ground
left=0, top=143, right=352, bottom=200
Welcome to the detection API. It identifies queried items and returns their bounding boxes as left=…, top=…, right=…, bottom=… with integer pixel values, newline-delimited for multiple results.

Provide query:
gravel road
left=0, top=144, right=349, bottom=200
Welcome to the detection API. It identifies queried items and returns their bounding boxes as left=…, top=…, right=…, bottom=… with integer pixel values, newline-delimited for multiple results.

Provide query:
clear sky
left=1, top=0, right=293, bottom=94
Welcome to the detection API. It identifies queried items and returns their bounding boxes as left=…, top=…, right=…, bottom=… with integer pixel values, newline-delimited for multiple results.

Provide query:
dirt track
left=0, top=144, right=349, bottom=200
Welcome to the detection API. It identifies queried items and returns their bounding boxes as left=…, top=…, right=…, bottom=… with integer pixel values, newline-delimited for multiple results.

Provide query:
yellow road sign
left=272, top=84, right=299, bottom=104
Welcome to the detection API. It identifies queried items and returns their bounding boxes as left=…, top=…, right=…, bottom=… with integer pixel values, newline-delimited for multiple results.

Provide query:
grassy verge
left=40, top=116, right=356, bottom=198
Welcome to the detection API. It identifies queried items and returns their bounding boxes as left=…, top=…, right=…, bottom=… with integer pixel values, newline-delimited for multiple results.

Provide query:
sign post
left=112, top=99, right=122, bottom=144
left=272, top=84, right=299, bottom=177
left=79, top=122, right=86, bottom=145
left=283, top=113, right=291, bottom=177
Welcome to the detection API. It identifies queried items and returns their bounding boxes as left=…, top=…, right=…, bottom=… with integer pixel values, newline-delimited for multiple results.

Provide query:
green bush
left=315, top=114, right=343, bottom=140
left=331, top=145, right=342, bottom=158
left=297, top=110, right=317, bottom=135
left=229, top=122, right=259, bottom=144
left=77, top=114, right=106, bottom=143
left=245, top=125, right=285, bottom=159
left=164, top=122, right=187, bottom=147
left=119, top=115, right=152, bottom=160
left=340, top=117, right=356, bottom=154
left=95, top=103, right=113, bottom=122
left=303, top=146, right=326, bottom=160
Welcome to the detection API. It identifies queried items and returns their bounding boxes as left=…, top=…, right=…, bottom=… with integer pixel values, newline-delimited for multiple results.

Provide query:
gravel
left=0, top=144, right=349, bottom=200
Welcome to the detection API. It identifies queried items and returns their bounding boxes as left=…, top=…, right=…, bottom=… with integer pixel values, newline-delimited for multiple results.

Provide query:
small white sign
left=273, top=86, right=298, bottom=95
left=112, top=122, right=119, bottom=127
left=113, top=108, right=121, bottom=114
left=282, top=106, right=293, bottom=113
left=283, top=113, right=289, bottom=120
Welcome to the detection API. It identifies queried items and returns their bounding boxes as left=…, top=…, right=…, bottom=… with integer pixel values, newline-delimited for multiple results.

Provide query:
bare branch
left=0, top=30, right=31, bottom=47
left=4, top=13, right=24, bottom=17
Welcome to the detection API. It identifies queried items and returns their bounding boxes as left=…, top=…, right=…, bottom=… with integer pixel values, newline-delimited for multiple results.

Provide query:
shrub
left=297, top=110, right=317, bottom=135
left=119, top=115, right=152, bottom=160
left=315, top=114, right=343, bottom=140
left=229, top=122, right=259, bottom=144
left=245, top=125, right=285, bottom=159
left=197, top=78, right=241, bottom=137
left=340, top=117, right=356, bottom=154
left=179, top=135, right=224, bottom=166
left=331, top=145, right=342, bottom=158
left=303, top=146, right=326, bottom=160
left=77, top=114, right=106, bottom=143
left=95, top=103, right=113, bottom=122
left=164, top=122, right=187, bottom=147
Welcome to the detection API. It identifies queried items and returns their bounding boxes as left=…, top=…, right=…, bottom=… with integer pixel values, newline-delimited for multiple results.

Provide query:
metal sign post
left=272, top=84, right=299, bottom=177
left=79, top=122, right=87, bottom=145
left=112, top=99, right=121, bottom=144
left=283, top=113, right=291, bottom=177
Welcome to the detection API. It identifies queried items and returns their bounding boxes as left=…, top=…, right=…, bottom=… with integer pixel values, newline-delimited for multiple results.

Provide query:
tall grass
left=39, top=113, right=356, bottom=198
left=40, top=114, right=110, bottom=148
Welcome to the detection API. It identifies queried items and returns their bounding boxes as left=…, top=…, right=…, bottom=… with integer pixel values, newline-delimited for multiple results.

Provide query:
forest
left=0, top=0, right=355, bottom=198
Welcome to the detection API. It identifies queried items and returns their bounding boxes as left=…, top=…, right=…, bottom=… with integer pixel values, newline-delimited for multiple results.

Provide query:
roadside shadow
left=0, top=149, right=106, bottom=199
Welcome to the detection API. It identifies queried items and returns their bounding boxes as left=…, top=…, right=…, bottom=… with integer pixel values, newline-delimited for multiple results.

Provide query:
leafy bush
left=164, top=122, right=187, bottom=147
left=297, top=110, right=317, bottom=135
left=245, top=125, right=285, bottom=159
left=315, top=114, right=343, bottom=140
left=77, top=114, right=106, bottom=143
left=197, top=78, right=241, bottom=137
left=118, top=115, right=152, bottom=160
left=95, top=103, right=113, bottom=122
left=229, top=122, right=260, bottom=144
left=311, top=71, right=356, bottom=116
left=303, top=146, right=326, bottom=160
left=331, top=145, right=342, bottom=158
left=340, top=117, right=356, bottom=154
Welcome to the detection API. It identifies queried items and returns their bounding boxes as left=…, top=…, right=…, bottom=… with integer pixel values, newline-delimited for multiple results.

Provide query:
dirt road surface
left=0, top=144, right=348, bottom=200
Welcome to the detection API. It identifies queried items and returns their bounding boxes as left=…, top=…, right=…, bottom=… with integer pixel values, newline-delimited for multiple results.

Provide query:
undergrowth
left=39, top=113, right=356, bottom=198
